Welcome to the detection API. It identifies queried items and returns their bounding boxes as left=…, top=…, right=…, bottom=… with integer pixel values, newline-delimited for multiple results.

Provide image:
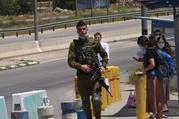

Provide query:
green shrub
left=0, top=0, right=33, bottom=15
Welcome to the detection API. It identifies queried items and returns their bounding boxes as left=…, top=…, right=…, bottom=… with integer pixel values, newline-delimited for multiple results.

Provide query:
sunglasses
left=95, top=37, right=101, bottom=39
left=78, top=27, right=87, bottom=31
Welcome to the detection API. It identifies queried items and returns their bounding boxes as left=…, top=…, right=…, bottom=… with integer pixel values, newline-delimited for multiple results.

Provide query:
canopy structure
left=139, top=0, right=179, bottom=9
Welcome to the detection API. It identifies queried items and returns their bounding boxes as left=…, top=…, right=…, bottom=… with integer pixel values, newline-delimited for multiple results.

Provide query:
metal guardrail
left=0, top=8, right=176, bottom=38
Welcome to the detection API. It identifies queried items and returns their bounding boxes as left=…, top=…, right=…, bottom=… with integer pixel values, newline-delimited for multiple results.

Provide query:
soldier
left=67, top=20, right=108, bottom=119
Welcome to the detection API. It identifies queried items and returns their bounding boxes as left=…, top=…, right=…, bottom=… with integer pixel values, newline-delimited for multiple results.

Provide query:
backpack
left=156, top=49, right=176, bottom=78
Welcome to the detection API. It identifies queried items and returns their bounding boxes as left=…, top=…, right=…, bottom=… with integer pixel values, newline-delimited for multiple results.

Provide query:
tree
left=0, top=0, right=20, bottom=15
left=17, top=0, right=34, bottom=14
left=0, top=0, right=33, bottom=15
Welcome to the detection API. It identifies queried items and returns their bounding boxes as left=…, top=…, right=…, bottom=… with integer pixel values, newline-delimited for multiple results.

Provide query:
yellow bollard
left=111, top=66, right=122, bottom=102
left=107, top=78, right=113, bottom=105
left=110, top=78, right=115, bottom=103
left=106, top=66, right=113, bottom=79
left=134, top=72, right=148, bottom=119
left=101, top=73, right=108, bottom=110
left=111, top=66, right=118, bottom=102
left=101, top=87, right=108, bottom=110
left=114, top=77, right=122, bottom=101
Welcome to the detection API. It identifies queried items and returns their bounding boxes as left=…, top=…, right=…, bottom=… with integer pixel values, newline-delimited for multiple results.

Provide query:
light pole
left=106, top=0, right=109, bottom=15
left=75, top=0, right=78, bottom=16
left=34, top=0, right=42, bottom=52
left=90, top=0, right=93, bottom=17
left=34, top=0, right=39, bottom=41
left=141, top=3, right=148, bottom=35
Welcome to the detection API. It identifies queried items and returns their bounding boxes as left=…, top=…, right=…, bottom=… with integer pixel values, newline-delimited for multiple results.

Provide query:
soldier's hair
left=94, top=32, right=102, bottom=37
left=76, top=20, right=87, bottom=27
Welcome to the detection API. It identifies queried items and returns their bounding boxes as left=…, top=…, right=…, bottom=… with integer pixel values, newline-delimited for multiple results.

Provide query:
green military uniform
left=68, top=36, right=108, bottom=119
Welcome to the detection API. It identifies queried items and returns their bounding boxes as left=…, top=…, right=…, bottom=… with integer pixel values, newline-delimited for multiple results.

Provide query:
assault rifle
left=90, top=68, right=113, bottom=97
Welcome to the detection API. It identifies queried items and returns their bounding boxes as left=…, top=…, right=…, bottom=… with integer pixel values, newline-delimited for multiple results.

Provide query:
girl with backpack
left=143, top=35, right=165, bottom=119
left=156, top=35, right=176, bottom=113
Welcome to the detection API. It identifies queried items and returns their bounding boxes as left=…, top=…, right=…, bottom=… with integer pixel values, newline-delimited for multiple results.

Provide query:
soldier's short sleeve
left=67, top=42, right=81, bottom=69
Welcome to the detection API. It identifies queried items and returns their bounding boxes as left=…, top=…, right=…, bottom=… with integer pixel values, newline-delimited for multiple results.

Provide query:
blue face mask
left=157, top=43, right=165, bottom=49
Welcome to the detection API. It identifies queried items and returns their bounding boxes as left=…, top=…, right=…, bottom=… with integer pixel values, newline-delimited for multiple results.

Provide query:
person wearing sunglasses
left=94, top=32, right=110, bottom=64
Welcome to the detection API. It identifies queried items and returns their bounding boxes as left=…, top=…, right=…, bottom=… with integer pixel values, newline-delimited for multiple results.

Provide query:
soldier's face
left=77, top=25, right=88, bottom=38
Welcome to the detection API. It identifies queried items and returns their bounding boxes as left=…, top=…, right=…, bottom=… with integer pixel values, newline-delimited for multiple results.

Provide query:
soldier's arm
left=67, top=42, right=81, bottom=69
left=95, top=41, right=108, bottom=68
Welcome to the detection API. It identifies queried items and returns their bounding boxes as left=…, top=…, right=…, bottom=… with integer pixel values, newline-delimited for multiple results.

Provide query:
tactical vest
left=74, top=38, right=99, bottom=75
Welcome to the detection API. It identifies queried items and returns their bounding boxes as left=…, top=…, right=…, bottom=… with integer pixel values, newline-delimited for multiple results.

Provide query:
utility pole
left=75, top=0, right=78, bottom=16
left=90, top=0, right=93, bottom=17
left=34, top=0, right=42, bottom=52
left=34, top=0, right=39, bottom=41
left=106, top=0, right=109, bottom=15
left=141, top=3, right=148, bottom=35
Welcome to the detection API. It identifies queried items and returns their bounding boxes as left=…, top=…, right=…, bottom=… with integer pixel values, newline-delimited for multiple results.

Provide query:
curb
left=0, top=60, right=40, bottom=71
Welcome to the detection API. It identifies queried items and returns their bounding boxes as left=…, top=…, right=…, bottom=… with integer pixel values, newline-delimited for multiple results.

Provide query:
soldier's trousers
left=77, top=74, right=102, bottom=119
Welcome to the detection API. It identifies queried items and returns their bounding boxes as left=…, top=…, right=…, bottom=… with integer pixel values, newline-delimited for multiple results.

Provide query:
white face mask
left=157, top=43, right=165, bottom=49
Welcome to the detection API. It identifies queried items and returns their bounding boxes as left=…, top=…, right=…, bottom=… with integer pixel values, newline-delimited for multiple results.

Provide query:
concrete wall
left=0, top=96, right=8, bottom=119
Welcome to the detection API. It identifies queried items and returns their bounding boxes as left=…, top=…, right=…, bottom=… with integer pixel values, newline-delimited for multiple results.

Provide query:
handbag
left=127, top=91, right=136, bottom=108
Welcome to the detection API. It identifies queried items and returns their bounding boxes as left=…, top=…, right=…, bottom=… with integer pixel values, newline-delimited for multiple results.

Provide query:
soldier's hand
left=80, top=65, right=93, bottom=73
left=99, top=66, right=106, bottom=74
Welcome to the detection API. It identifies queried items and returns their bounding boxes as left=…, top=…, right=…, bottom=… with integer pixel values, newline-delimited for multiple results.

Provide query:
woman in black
left=143, top=35, right=165, bottom=119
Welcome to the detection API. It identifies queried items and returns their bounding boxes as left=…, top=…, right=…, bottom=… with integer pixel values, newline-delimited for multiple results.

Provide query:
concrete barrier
left=61, top=101, right=78, bottom=119
left=37, top=106, right=54, bottom=119
left=12, top=90, right=49, bottom=119
left=0, top=96, right=8, bottom=119
left=11, top=111, right=28, bottom=119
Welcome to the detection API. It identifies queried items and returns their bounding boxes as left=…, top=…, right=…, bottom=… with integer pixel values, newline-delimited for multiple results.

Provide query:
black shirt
left=143, top=47, right=158, bottom=74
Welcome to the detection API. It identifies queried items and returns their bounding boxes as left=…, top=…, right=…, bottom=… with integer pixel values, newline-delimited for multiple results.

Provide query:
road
left=0, top=19, right=143, bottom=44
left=0, top=39, right=138, bottom=118
left=0, top=15, right=173, bottom=49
